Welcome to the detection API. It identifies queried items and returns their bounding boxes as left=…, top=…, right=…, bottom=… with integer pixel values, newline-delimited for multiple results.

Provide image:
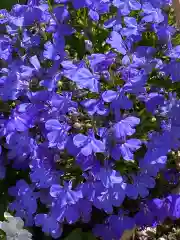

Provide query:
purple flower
left=73, top=129, right=105, bottom=156
left=87, top=0, right=110, bottom=22
left=0, top=9, right=9, bottom=24
left=111, top=138, right=141, bottom=161
left=93, top=224, right=114, bottom=240
left=98, top=168, right=123, bottom=188
left=0, top=36, right=12, bottom=61
left=6, top=104, right=35, bottom=132
left=113, top=116, right=140, bottom=139
left=166, top=46, right=180, bottom=59
left=29, top=158, right=62, bottom=189
left=77, top=199, right=92, bottom=222
left=106, top=31, right=127, bottom=55
left=35, top=214, right=62, bottom=239
left=108, top=213, right=135, bottom=239
left=45, top=119, right=71, bottom=150
left=5, top=131, right=36, bottom=169
left=102, top=88, right=133, bottom=120
left=126, top=173, right=155, bottom=199
left=50, top=92, right=78, bottom=114
left=81, top=98, right=109, bottom=116
left=43, top=39, right=65, bottom=61
left=121, top=17, right=141, bottom=37
left=8, top=180, right=39, bottom=225
left=113, top=0, right=141, bottom=16
left=139, top=92, right=164, bottom=113
left=72, top=67, right=100, bottom=93
left=141, top=2, right=164, bottom=23
left=50, top=181, right=83, bottom=207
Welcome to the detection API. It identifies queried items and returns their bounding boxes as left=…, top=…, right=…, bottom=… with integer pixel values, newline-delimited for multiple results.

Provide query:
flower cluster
left=0, top=212, right=32, bottom=239
left=0, top=0, right=180, bottom=239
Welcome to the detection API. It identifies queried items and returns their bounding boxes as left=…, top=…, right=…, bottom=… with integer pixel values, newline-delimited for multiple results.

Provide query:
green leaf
left=64, top=229, right=83, bottom=240
left=64, top=229, right=96, bottom=240
left=0, top=0, right=26, bottom=10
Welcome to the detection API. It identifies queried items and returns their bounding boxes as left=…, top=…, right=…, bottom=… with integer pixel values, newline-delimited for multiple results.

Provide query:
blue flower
left=73, top=129, right=105, bottom=156
left=50, top=92, right=77, bottom=114
left=30, top=158, right=62, bottom=189
left=81, top=98, right=109, bottom=116
left=106, top=31, right=127, bottom=55
left=126, top=173, right=155, bottom=199
left=102, top=88, right=133, bottom=120
left=112, top=0, right=141, bottom=16
left=35, top=214, right=62, bottom=239
left=113, top=116, right=140, bottom=139
left=141, top=2, right=164, bottom=23
left=45, top=119, right=71, bottom=150
left=50, top=181, right=83, bottom=207
left=111, top=138, right=141, bottom=161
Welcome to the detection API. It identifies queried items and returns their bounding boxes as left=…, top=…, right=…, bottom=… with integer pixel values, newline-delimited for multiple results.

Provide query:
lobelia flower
left=112, top=0, right=141, bottom=16
left=166, top=45, right=180, bottom=59
left=0, top=35, right=12, bottom=61
left=34, top=213, right=62, bottom=239
left=10, top=3, right=43, bottom=27
left=1, top=0, right=180, bottom=238
left=73, top=129, right=105, bottom=156
left=81, top=98, right=109, bottom=116
left=29, top=158, right=62, bottom=189
left=50, top=181, right=83, bottom=208
left=43, top=39, right=66, bottom=61
left=102, top=88, right=133, bottom=120
left=162, top=61, right=180, bottom=82
left=86, top=0, right=110, bottom=22
left=6, top=104, right=35, bottom=133
left=50, top=92, right=78, bottom=114
left=126, top=173, right=156, bottom=199
left=91, top=168, right=127, bottom=213
left=111, top=138, right=141, bottom=161
left=0, top=212, right=32, bottom=240
left=72, top=67, right=100, bottom=93
left=76, top=153, right=98, bottom=171
left=121, top=17, right=142, bottom=37
left=76, top=198, right=92, bottom=223
left=93, top=223, right=114, bottom=240
left=113, top=116, right=140, bottom=139
left=107, top=212, right=135, bottom=239
left=141, top=2, right=164, bottom=23
left=72, top=0, right=86, bottom=9
left=88, top=52, right=117, bottom=73
left=106, top=31, right=127, bottom=55
left=8, top=180, right=39, bottom=226
left=0, top=9, right=9, bottom=24
left=49, top=182, right=84, bottom=224
left=45, top=119, right=71, bottom=150
left=5, top=131, right=36, bottom=169
left=153, top=21, right=176, bottom=48
left=138, top=92, right=164, bottom=114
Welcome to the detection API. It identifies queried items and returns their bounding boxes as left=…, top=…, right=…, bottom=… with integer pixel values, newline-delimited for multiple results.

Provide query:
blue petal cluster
left=0, top=0, right=180, bottom=239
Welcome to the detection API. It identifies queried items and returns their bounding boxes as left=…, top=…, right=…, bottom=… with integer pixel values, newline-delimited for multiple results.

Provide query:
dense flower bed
left=0, top=0, right=180, bottom=239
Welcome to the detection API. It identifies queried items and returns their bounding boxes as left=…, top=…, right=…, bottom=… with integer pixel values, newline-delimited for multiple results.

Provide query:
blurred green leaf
left=0, top=0, right=26, bottom=10
left=64, top=229, right=96, bottom=240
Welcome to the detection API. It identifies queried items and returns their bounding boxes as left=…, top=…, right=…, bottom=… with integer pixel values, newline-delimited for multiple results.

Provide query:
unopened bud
left=85, top=123, right=92, bottom=128
left=151, top=117, right=156, bottom=122
left=85, top=40, right=93, bottom=52
left=73, top=122, right=82, bottom=129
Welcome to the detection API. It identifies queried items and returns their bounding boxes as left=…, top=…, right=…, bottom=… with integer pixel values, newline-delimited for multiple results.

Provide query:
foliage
left=0, top=0, right=180, bottom=239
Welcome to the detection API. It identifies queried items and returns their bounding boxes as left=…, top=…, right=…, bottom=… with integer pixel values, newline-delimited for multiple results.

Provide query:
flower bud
left=73, top=122, right=82, bottom=129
